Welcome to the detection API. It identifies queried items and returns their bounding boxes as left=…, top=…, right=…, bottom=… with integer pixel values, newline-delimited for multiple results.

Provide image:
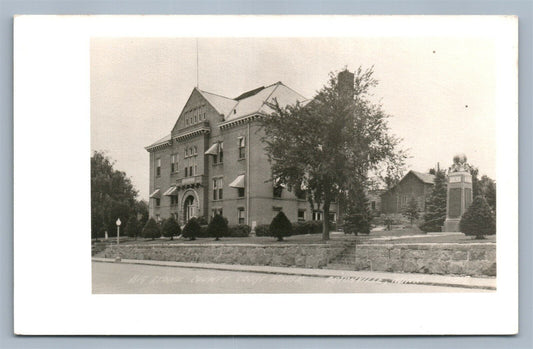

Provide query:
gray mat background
left=2, top=1, right=531, bottom=348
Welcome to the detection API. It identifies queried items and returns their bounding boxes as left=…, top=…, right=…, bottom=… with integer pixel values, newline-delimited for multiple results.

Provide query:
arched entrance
left=183, top=195, right=196, bottom=222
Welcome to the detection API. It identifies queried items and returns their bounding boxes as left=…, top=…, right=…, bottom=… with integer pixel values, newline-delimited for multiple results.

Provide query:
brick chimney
left=337, top=69, right=355, bottom=99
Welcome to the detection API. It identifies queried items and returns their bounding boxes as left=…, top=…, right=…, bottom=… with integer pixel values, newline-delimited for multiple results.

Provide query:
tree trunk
left=322, top=199, right=331, bottom=241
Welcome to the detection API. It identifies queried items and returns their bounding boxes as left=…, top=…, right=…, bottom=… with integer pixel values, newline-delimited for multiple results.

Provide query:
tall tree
left=91, top=151, right=138, bottom=239
left=420, top=168, right=447, bottom=232
left=342, top=183, right=372, bottom=235
left=261, top=67, right=406, bottom=240
left=135, top=200, right=149, bottom=228
left=478, top=175, right=496, bottom=213
left=470, top=166, right=480, bottom=198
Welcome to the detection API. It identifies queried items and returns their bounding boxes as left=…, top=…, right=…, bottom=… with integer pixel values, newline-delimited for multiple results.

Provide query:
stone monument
left=444, top=154, right=473, bottom=232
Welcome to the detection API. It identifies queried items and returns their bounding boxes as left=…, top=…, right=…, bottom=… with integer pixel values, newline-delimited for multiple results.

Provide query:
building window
left=371, top=201, right=376, bottom=210
left=238, top=187, right=245, bottom=198
left=155, top=214, right=160, bottom=222
left=219, top=142, right=223, bottom=163
left=213, top=178, right=223, bottom=201
left=273, top=185, right=283, bottom=198
left=155, top=198, right=160, bottom=207
left=184, top=150, right=197, bottom=177
left=238, top=136, right=246, bottom=159
left=295, top=188, right=307, bottom=200
left=212, top=208, right=223, bottom=218
left=298, top=209, right=306, bottom=222
left=329, top=213, right=337, bottom=223
left=156, top=158, right=161, bottom=177
left=171, top=154, right=179, bottom=173
left=238, top=207, right=245, bottom=224
left=171, top=195, right=179, bottom=205
left=312, top=211, right=323, bottom=221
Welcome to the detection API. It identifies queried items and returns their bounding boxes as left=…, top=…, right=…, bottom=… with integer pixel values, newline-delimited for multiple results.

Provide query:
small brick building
left=145, top=81, right=341, bottom=227
left=380, top=171, right=435, bottom=215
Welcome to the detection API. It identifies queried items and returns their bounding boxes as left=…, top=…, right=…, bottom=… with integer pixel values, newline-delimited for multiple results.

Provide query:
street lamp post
left=115, top=218, right=121, bottom=262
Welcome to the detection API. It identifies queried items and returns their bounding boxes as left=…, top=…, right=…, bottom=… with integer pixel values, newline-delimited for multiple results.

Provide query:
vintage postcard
left=14, top=15, right=518, bottom=335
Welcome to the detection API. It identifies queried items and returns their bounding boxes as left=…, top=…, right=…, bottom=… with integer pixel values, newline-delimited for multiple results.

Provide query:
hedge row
left=255, top=220, right=334, bottom=237
left=196, top=224, right=251, bottom=238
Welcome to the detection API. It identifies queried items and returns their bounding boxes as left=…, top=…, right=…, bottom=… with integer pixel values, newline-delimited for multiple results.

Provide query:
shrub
left=228, top=224, right=251, bottom=237
left=125, top=216, right=141, bottom=239
left=182, top=218, right=201, bottom=240
left=254, top=224, right=271, bottom=237
left=343, top=213, right=371, bottom=235
left=269, top=211, right=293, bottom=241
left=208, top=214, right=228, bottom=240
left=196, top=216, right=209, bottom=226
left=196, top=225, right=210, bottom=238
left=403, top=197, right=420, bottom=225
left=142, top=218, right=161, bottom=240
left=292, top=221, right=322, bottom=235
left=460, top=196, right=496, bottom=239
left=162, top=216, right=181, bottom=240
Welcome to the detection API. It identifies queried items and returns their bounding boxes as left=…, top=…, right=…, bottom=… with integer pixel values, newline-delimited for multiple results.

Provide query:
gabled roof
left=225, top=82, right=308, bottom=122
left=380, top=170, right=435, bottom=196
left=145, top=133, right=171, bottom=150
left=196, top=89, right=238, bottom=117
left=147, top=81, right=307, bottom=150
left=410, top=171, right=436, bottom=184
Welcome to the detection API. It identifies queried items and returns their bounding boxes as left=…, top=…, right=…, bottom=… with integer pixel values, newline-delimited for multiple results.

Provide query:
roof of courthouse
left=199, top=81, right=308, bottom=121
left=146, top=82, right=307, bottom=149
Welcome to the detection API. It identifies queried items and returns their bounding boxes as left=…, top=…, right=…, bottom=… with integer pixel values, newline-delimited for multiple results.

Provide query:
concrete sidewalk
left=92, top=257, right=496, bottom=290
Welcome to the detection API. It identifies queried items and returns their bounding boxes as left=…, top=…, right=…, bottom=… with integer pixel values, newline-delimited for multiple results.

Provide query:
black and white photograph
left=90, top=36, right=499, bottom=294
left=14, top=15, right=518, bottom=335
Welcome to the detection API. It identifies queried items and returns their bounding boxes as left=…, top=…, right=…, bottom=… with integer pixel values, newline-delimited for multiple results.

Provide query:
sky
left=91, top=37, right=497, bottom=201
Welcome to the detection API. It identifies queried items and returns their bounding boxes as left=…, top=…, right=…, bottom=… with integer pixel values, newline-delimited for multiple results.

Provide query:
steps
left=327, top=242, right=359, bottom=267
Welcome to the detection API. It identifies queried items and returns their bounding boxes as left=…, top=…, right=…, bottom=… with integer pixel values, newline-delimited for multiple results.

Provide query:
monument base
left=443, top=218, right=461, bottom=232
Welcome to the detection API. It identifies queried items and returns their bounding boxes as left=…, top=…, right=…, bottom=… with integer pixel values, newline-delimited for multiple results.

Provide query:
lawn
left=93, top=232, right=356, bottom=246
left=92, top=225, right=495, bottom=248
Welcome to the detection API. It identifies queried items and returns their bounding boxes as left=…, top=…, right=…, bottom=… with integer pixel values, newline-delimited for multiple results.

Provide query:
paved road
left=92, top=262, right=488, bottom=294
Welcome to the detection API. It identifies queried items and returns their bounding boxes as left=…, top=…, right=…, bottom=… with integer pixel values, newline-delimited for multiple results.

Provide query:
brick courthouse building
left=145, top=82, right=339, bottom=227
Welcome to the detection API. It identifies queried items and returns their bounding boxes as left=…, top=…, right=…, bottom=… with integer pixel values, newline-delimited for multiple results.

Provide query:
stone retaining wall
left=97, top=244, right=346, bottom=269
left=95, top=242, right=496, bottom=277
left=340, top=243, right=496, bottom=277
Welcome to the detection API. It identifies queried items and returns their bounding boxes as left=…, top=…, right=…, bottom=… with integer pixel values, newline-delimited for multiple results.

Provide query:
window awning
left=204, top=143, right=219, bottom=155
left=149, top=189, right=161, bottom=199
left=163, top=186, right=178, bottom=196
left=229, top=174, right=245, bottom=188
